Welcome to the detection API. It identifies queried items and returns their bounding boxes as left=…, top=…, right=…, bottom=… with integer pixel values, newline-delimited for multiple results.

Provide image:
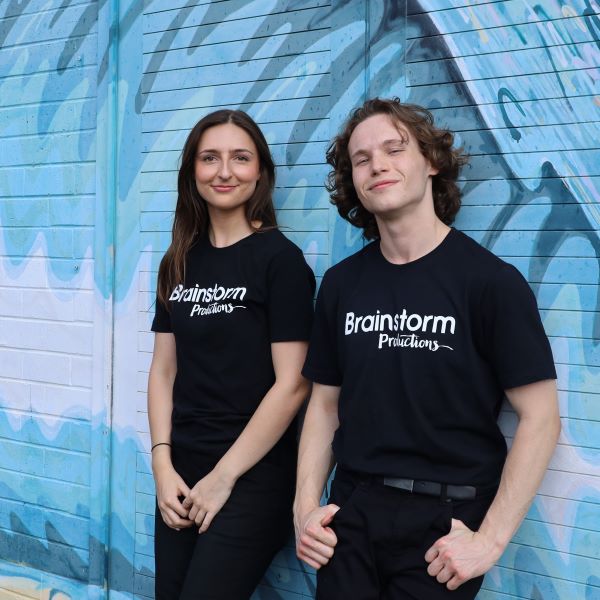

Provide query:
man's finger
left=446, top=574, right=464, bottom=591
left=424, top=544, right=440, bottom=563
left=297, top=547, right=327, bottom=570
left=319, top=504, right=340, bottom=526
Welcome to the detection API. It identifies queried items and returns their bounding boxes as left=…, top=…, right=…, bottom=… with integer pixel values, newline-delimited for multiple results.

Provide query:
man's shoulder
left=449, top=229, right=512, bottom=276
left=322, top=242, right=376, bottom=283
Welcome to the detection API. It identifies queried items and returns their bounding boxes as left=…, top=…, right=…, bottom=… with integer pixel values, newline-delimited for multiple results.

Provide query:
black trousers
left=317, top=469, right=495, bottom=600
left=154, top=446, right=295, bottom=600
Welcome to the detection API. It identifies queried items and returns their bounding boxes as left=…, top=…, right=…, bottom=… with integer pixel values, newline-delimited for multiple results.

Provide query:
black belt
left=380, top=477, right=476, bottom=500
left=337, top=468, right=489, bottom=501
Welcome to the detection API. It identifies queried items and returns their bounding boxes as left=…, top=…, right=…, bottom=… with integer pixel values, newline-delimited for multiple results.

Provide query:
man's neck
left=377, top=214, right=451, bottom=265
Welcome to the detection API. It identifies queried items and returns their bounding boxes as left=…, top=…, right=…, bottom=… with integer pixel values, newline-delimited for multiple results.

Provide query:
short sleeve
left=481, top=264, right=556, bottom=389
left=302, top=270, right=343, bottom=386
left=267, top=248, right=315, bottom=342
left=151, top=293, right=172, bottom=333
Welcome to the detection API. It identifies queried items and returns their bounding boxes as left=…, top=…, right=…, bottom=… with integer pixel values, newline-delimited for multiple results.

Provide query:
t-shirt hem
left=301, top=365, right=341, bottom=386
left=500, top=369, right=557, bottom=390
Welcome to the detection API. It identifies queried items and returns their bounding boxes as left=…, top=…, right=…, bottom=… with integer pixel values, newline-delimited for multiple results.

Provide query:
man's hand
left=425, top=518, right=500, bottom=590
left=295, top=504, right=340, bottom=569
left=182, top=468, right=235, bottom=533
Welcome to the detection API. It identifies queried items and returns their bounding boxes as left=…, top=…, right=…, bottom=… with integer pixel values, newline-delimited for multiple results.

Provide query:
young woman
left=148, top=110, right=315, bottom=599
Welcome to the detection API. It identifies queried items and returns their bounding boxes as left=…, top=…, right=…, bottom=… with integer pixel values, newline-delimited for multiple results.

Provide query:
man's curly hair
left=326, top=98, right=469, bottom=240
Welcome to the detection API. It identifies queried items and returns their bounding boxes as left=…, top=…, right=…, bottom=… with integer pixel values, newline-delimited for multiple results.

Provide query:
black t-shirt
left=152, top=229, right=315, bottom=459
left=302, top=228, right=556, bottom=486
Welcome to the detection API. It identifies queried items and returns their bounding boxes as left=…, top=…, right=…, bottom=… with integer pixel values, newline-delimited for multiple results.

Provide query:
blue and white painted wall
left=0, top=1, right=598, bottom=598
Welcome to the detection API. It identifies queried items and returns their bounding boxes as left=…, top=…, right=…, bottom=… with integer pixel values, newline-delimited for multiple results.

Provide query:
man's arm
left=294, top=383, right=341, bottom=570
left=425, top=378, right=560, bottom=589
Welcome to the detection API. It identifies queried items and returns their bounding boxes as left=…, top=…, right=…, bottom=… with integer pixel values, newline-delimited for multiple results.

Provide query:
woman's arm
left=183, top=340, right=310, bottom=532
left=148, top=332, right=193, bottom=529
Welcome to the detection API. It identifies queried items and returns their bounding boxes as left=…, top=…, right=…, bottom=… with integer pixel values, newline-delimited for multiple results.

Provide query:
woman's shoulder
left=251, top=227, right=304, bottom=257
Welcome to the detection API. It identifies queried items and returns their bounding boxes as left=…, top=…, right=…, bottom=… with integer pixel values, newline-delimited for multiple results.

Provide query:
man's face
left=347, top=113, right=438, bottom=220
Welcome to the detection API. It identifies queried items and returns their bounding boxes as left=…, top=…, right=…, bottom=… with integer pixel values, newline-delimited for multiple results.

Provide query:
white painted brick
left=0, top=288, right=22, bottom=317
left=0, top=378, right=30, bottom=410
left=137, top=350, right=152, bottom=373
left=73, top=290, right=94, bottom=322
left=136, top=391, right=148, bottom=413
left=0, top=318, right=93, bottom=355
left=137, top=371, right=148, bottom=394
left=21, top=289, right=74, bottom=321
left=70, top=356, right=92, bottom=388
left=22, top=352, right=70, bottom=385
left=0, top=348, right=23, bottom=379
left=138, top=331, right=153, bottom=353
left=31, top=383, right=91, bottom=419
left=136, top=410, right=149, bottom=434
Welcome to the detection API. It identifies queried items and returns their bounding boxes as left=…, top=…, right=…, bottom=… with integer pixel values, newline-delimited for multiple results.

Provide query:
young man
left=294, top=98, right=560, bottom=600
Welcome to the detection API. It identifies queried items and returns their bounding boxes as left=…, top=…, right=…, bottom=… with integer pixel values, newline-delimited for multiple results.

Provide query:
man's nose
left=370, top=152, right=389, bottom=174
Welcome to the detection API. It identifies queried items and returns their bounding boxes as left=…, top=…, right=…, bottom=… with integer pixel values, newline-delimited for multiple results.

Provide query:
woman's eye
left=234, top=155, right=250, bottom=162
left=199, top=155, right=216, bottom=162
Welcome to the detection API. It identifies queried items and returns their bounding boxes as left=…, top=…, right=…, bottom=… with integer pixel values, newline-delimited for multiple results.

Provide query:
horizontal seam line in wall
left=0, top=61, right=97, bottom=81
left=0, top=437, right=90, bottom=457
left=142, top=48, right=327, bottom=74
left=140, top=119, right=327, bottom=135
left=0, top=405, right=90, bottom=423
left=0, top=97, right=93, bottom=115
left=0, top=314, right=93, bottom=325
left=499, top=547, right=600, bottom=582
left=0, top=0, right=93, bottom=21
left=0, top=464, right=90, bottom=488
left=402, top=92, right=600, bottom=108
left=142, top=27, right=330, bottom=58
left=0, top=30, right=94, bottom=55
left=506, top=537, right=600, bottom=565
left=1, top=31, right=99, bottom=52
left=0, top=95, right=96, bottom=111
left=0, top=374, right=91, bottom=391
left=141, top=72, right=331, bottom=96
left=142, top=4, right=328, bottom=35
left=406, top=12, right=591, bottom=40
left=407, top=0, right=506, bottom=17
left=0, top=346, right=93, bottom=358
left=0, top=524, right=89, bottom=553
left=406, top=39, right=600, bottom=65
left=142, top=0, right=255, bottom=18
left=0, top=284, right=92, bottom=293
left=452, top=121, right=600, bottom=133
left=0, top=495, right=90, bottom=523
left=140, top=93, right=330, bottom=116
left=0, top=160, right=95, bottom=170
left=0, top=128, right=97, bottom=142
left=522, top=512, right=600, bottom=533
left=407, top=65, right=599, bottom=87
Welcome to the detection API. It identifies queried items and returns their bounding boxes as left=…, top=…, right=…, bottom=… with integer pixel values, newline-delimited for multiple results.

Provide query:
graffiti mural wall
left=0, top=0, right=598, bottom=598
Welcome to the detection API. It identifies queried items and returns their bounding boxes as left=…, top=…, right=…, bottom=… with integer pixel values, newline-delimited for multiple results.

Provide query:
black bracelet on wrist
left=151, top=442, right=172, bottom=452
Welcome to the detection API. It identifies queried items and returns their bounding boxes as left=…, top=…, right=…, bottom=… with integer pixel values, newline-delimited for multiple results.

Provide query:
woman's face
left=194, top=123, right=261, bottom=215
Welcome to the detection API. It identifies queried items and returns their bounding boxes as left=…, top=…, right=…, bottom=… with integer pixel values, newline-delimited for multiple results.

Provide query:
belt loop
left=441, top=483, right=449, bottom=503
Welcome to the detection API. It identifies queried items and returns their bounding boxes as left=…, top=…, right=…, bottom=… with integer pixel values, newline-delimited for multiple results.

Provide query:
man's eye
left=355, top=158, right=368, bottom=166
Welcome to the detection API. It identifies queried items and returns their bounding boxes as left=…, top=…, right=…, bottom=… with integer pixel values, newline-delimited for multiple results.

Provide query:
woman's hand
left=182, top=468, right=235, bottom=533
left=153, top=457, right=194, bottom=530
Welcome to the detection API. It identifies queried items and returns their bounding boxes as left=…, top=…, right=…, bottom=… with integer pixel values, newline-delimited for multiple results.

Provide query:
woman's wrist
left=151, top=444, right=173, bottom=472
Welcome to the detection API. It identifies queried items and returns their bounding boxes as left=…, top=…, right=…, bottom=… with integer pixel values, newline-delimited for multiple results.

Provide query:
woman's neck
left=207, top=208, right=255, bottom=248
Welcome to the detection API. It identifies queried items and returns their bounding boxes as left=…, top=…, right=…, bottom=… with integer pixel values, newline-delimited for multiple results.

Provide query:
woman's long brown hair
left=157, top=110, right=277, bottom=308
